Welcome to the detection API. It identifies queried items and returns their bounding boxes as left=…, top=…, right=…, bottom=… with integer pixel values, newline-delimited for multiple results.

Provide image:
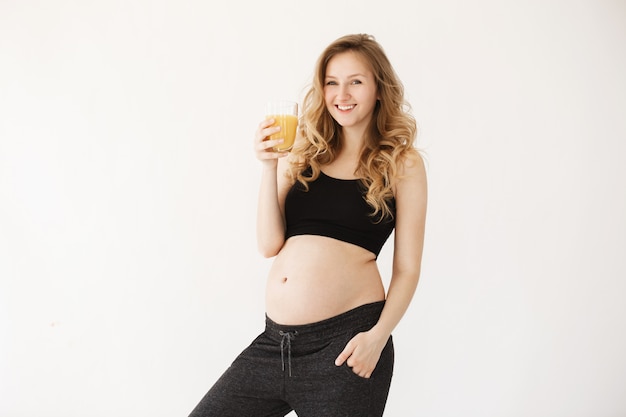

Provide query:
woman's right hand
left=254, top=118, right=288, bottom=167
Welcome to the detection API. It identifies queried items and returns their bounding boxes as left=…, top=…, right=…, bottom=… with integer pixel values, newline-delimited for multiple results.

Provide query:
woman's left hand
left=335, top=329, right=389, bottom=378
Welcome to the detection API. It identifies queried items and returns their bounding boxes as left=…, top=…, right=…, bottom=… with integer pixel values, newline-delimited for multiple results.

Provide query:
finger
left=258, top=151, right=288, bottom=160
left=256, top=141, right=289, bottom=158
left=258, top=119, right=278, bottom=131
left=254, top=118, right=279, bottom=136
left=347, top=356, right=357, bottom=368
left=261, top=126, right=280, bottom=139
left=258, top=118, right=275, bottom=128
left=256, top=139, right=284, bottom=152
left=255, top=129, right=281, bottom=146
left=335, top=342, right=355, bottom=366
left=351, top=363, right=372, bottom=378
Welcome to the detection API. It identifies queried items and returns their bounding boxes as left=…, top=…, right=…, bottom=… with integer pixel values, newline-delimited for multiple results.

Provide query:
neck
left=332, top=130, right=364, bottom=176
left=340, top=126, right=366, bottom=156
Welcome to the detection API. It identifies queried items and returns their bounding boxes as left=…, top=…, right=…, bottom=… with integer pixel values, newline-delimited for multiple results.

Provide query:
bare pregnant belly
left=265, top=235, right=386, bottom=325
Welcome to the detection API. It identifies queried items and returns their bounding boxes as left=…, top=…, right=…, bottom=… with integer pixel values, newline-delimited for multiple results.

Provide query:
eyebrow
left=325, top=73, right=367, bottom=79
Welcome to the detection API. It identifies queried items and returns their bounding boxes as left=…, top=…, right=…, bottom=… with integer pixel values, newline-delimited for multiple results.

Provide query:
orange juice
left=266, top=114, right=298, bottom=151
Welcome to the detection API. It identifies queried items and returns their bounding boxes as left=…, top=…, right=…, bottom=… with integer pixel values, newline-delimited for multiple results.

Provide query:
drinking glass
left=265, top=100, right=298, bottom=152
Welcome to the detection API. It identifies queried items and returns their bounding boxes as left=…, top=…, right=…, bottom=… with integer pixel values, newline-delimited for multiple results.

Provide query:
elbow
left=393, top=266, right=422, bottom=287
left=257, top=239, right=284, bottom=258
left=258, top=247, right=279, bottom=258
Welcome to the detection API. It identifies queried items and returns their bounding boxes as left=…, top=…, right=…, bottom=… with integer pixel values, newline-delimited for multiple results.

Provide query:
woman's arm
left=373, top=151, right=427, bottom=336
left=335, top=151, right=427, bottom=377
left=254, top=118, right=293, bottom=257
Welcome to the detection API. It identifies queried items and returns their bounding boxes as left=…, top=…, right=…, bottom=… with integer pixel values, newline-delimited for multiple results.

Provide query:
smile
left=336, top=105, right=355, bottom=111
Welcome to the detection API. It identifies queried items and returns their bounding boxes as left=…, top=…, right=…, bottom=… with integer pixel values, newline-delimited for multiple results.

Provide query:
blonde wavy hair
left=288, top=33, right=418, bottom=221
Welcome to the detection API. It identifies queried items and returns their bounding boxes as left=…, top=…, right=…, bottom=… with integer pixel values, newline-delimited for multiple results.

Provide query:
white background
left=1, top=1, right=625, bottom=416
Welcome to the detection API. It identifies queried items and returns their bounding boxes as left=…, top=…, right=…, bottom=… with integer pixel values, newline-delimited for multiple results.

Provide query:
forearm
left=256, top=165, right=286, bottom=257
left=372, top=271, right=420, bottom=338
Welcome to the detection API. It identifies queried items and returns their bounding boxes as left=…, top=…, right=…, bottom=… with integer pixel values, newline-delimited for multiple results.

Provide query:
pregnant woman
left=189, top=33, right=427, bottom=417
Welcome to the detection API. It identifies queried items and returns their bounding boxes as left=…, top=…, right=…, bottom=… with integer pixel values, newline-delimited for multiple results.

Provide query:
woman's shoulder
left=389, top=148, right=426, bottom=198
left=397, top=148, right=426, bottom=177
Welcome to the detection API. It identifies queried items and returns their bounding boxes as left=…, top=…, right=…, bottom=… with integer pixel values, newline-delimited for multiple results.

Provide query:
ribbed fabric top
left=284, top=169, right=395, bottom=257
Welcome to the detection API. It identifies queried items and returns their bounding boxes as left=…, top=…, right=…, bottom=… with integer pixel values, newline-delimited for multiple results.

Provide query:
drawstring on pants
left=278, top=330, right=297, bottom=377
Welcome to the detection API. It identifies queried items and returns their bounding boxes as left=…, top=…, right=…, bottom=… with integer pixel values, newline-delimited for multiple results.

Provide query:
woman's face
left=323, top=51, right=379, bottom=135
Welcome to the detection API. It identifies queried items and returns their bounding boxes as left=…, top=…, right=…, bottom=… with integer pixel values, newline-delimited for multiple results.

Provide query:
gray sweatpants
left=188, top=301, right=394, bottom=417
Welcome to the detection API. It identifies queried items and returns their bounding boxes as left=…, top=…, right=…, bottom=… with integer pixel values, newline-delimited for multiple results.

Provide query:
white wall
left=1, top=1, right=625, bottom=416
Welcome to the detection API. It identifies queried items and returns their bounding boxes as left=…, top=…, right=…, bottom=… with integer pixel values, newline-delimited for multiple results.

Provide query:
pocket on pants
left=331, top=329, right=378, bottom=382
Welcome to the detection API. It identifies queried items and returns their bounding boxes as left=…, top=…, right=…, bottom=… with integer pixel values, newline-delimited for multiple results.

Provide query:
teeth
left=338, top=105, right=355, bottom=111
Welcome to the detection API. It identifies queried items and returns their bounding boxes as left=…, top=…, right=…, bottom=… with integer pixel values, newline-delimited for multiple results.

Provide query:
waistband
left=265, top=301, right=385, bottom=344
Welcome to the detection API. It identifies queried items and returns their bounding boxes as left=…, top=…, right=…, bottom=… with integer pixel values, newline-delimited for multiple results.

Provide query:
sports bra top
left=284, top=168, right=396, bottom=257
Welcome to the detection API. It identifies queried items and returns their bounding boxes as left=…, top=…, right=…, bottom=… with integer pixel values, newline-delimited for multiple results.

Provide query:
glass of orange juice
left=265, top=100, right=298, bottom=152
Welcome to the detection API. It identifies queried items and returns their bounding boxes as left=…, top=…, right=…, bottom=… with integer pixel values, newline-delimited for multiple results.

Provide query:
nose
left=338, top=84, right=351, bottom=100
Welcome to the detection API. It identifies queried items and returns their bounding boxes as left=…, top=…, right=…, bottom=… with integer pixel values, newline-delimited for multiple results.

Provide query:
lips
left=336, top=104, right=355, bottom=111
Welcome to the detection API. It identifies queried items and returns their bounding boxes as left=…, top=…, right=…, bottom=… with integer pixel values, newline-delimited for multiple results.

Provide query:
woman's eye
left=351, top=80, right=362, bottom=85
left=326, top=81, right=337, bottom=86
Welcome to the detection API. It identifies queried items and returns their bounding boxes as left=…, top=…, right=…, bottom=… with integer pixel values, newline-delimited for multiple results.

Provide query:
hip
left=249, top=301, right=394, bottom=382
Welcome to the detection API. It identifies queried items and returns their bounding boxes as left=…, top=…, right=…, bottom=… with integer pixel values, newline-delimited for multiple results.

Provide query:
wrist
left=369, top=323, right=392, bottom=342
left=260, top=160, right=278, bottom=172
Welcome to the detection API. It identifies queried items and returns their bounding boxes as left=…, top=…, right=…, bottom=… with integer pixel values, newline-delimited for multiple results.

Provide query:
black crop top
left=284, top=169, right=396, bottom=257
